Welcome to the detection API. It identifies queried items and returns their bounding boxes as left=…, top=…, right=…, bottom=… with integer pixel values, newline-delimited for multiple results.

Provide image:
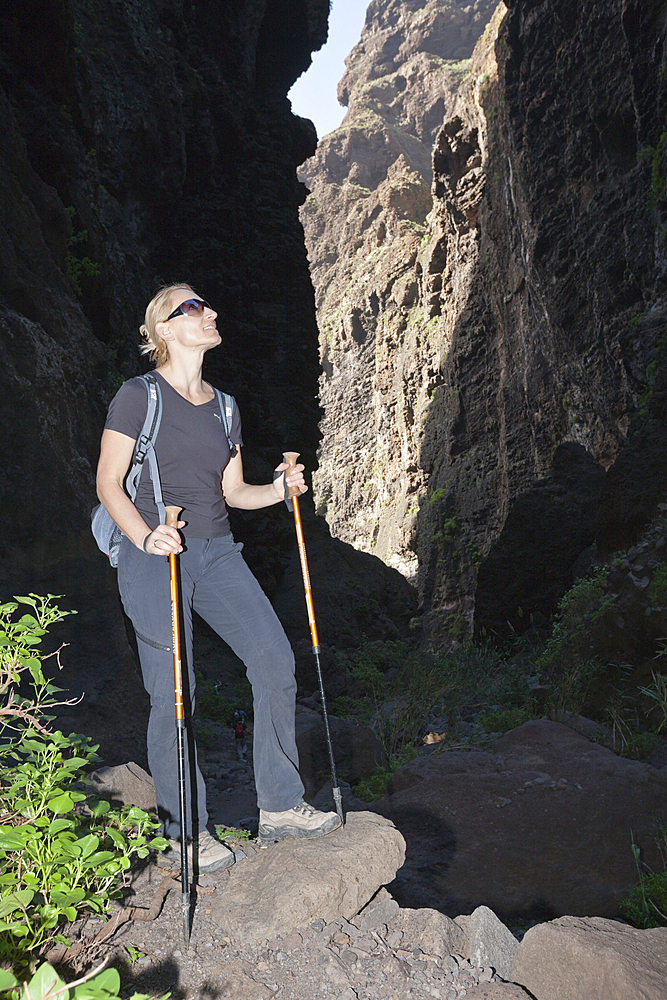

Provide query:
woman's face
left=159, top=289, right=221, bottom=354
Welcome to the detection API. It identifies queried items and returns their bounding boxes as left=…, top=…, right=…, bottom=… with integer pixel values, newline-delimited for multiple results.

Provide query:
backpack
left=91, top=374, right=236, bottom=567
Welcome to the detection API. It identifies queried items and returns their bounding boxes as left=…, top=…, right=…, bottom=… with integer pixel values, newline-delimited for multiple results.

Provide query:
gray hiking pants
left=117, top=534, right=304, bottom=839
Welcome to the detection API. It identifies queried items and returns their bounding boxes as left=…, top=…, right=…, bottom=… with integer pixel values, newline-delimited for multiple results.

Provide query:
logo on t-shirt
left=214, top=413, right=222, bottom=422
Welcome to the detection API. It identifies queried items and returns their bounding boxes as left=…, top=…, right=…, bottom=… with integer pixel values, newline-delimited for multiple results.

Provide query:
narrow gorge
left=1, top=1, right=667, bottom=989
left=301, top=0, right=667, bottom=639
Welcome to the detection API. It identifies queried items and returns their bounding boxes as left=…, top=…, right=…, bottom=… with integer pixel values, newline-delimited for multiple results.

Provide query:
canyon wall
left=301, top=0, right=667, bottom=638
left=0, top=0, right=415, bottom=744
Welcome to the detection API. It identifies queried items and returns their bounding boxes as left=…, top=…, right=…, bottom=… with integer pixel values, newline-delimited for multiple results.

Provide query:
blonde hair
left=139, top=283, right=196, bottom=367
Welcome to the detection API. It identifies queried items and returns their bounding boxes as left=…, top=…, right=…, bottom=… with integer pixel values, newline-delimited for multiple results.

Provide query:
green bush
left=0, top=960, right=168, bottom=1000
left=354, top=768, right=393, bottom=802
left=649, top=565, right=667, bottom=607
left=478, top=705, right=535, bottom=733
left=194, top=672, right=234, bottom=724
left=538, top=568, right=615, bottom=674
left=0, top=596, right=167, bottom=976
left=621, top=831, right=667, bottom=928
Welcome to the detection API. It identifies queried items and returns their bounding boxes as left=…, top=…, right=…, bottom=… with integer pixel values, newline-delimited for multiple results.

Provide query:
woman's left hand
left=273, top=461, right=308, bottom=501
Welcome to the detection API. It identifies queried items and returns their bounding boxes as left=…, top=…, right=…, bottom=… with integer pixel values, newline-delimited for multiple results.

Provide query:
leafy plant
left=64, top=208, right=100, bottom=296
left=196, top=724, right=216, bottom=750
left=649, top=566, right=667, bottom=607
left=478, top=705, right=535, bottom=733
left=214, top=824, right=252, bottom=844
left=0, top=596, right=167, bottom=975
left=125, top=946, right=146, bottom=965
left=621, top=829, right=667, bottom=928
left=638, top=669, right=667, bottom=732
left=538, top=568, right=615, bottom=674
left=0, top=960, right=168, bottom=1000
left=354, top=767, right=394, bottom=803
left=193, top=672, right=234, bottom=725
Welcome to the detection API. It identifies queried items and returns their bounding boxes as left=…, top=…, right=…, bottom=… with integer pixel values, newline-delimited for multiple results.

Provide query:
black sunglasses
left=165, top=298, right=212, bottom=321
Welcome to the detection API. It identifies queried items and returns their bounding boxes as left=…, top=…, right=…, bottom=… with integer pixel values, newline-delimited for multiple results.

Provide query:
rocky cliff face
left=300, top=0, right=498, bottom=580
left=301, top=0, right=667, bottom=637
left=0, top=0, right=416, bottom=742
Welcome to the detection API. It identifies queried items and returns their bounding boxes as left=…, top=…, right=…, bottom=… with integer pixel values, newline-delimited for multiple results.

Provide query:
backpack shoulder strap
left=125, top=375, right=166, bottom=524
left=214, top=388, right=237, bottom=458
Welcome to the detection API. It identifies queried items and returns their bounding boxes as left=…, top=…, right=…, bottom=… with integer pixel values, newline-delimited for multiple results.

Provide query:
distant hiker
left=233, top=712, right=247, bottom=761
left=95, top=283, right=342, bottom=872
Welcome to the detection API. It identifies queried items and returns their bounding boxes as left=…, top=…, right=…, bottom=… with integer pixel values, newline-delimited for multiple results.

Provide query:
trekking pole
left=165, top=505, right=190, bottom=945
left=283, top=453, right=344, bottom=825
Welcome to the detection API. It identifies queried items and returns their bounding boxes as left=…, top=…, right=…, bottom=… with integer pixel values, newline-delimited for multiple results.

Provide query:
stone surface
left=301, top=0, right=667, bottom=644
left=469, top=905, right=519, bottom=980
left=465, top=987, right=532, bottom=1000
left=300, top=0, right=497, bottom=585
left=386, top=906, right=468, bottom=958
left=0, top=0, right=422, bottom=768
left=354, top=887, right=400, bottom=930
left=87, top=761, right=156, bottom=812
left=510, top=915, right=667, bottom=1000
left=369, top=720, right=667, bottom=918
left=208, top=812, right=405, bottom=946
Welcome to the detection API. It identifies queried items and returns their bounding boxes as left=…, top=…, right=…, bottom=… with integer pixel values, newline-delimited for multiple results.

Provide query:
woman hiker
left=96, top=283, right=341, bottom=873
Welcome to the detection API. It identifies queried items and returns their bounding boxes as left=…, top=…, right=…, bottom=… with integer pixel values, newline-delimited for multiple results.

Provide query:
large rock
left=510, top=916, right=667, bottom=1000
left=370, top=720, right=667, bottom=918
left=386, top=906, right=468, bottom=959
left=208, top=812, right=405, bottom=946
left=469, top=905, right=519, bottom=980
left=86, top=761, right=156, bottom=812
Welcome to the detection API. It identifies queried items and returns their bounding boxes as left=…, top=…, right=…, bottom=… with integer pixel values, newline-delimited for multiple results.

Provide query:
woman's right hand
left=141, top=522, right=185, bottom=555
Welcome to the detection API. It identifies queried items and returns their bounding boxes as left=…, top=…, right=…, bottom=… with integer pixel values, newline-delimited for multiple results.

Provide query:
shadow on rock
left=372, top=804, right=458, bottom=914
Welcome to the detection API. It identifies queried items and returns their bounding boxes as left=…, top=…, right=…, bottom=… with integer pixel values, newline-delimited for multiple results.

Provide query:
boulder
left=208, top=812, right=405, bottom=946
left=354, top=887, right=400, bottom=930
left=86, top=761, right=156, bottom=812
left=510, top=916, right=667, bottom=1000
left=469, top=905, right=519, bottom=980
left=385, top=906, right=468, bottom=959
left=369, top=720, right=667, bottom=918
left=296, top=711, right=387, bottom=798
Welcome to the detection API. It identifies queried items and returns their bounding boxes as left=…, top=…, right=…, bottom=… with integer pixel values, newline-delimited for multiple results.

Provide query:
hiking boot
left=156, top=828, right=235, bottom=874
left=258, top=801, right=342, bottom=844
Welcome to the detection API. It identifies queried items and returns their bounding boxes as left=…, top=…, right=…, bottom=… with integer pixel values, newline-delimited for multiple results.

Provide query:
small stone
left=333, top=932, right=351, bottom=946
left=311, top=918, right=326, bottom=932
left=172, top=949, right=182, bottom=958
left=341, top=949, right=358, bottom=967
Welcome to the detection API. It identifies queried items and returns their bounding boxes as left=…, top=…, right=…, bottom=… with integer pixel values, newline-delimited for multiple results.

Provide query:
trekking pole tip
left=333, top=785, right=345, bottom=825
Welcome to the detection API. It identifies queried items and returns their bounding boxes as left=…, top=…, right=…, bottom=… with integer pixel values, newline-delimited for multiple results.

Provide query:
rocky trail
left=57, top=714, right=667, bottom=1000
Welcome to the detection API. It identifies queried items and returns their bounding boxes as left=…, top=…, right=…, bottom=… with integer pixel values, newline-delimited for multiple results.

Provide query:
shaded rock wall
left=0, top=0, right=416, bottom=752
left=301, top=0, right=667, bottom=637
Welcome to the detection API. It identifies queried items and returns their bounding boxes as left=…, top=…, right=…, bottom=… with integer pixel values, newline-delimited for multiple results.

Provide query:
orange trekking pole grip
left=283, top=454, right=343, bottom=824
left=165, top=505, right=190, bottom=945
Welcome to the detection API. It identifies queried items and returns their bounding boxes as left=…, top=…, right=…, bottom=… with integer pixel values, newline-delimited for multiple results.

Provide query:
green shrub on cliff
left=538, top=568, right=615, bottom=672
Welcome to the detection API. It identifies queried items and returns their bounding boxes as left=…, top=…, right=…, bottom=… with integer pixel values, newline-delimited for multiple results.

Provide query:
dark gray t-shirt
left=105, top=371, right=243, bottom=538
